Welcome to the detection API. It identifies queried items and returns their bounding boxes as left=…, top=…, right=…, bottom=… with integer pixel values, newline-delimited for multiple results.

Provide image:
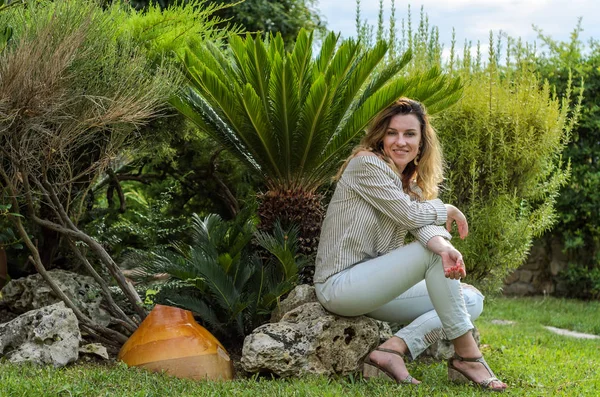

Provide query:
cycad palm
left=173, top=29, right=462, bottom=254
left=144, top=213, right=306, bottom=342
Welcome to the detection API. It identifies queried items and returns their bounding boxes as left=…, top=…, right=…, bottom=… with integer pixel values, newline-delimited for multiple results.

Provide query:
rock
left=79, top=343, right=109, bottom=360
left=0, top=302, right=81, bottom=367
left=1, top=269, right=110, bottom=327
left=504, top=270, right=519, bottom=285
left=550, top=238, right=569, bottom=276
left=521, top=243, right=548, bottom=270
left=503, top=281, right=535, bottom=296
left=550, top=259, right=568, bottom=277
left=423, top=328, right=480, bottom=360
left=518, top=270, right=533, bottom=283
left=375, top=320, right=393, bottom=344
left=538, top=280, right=555, bottom=295
left=270, top=284, right=318, bottom=322
left=242, top=298, right=381, bottom=377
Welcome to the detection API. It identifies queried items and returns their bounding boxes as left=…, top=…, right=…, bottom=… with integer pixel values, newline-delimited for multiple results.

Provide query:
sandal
left=448, top=353, right=506, bottom=392
left=363, top=348, right=415, bottom=384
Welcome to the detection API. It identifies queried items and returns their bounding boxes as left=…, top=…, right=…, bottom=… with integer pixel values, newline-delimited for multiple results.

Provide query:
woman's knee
left=462, top=284, right=485, bottom=320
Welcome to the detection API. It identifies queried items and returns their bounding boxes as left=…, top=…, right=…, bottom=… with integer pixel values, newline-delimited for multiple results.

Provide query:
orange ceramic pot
left=118, top=304, right=233, bottom=380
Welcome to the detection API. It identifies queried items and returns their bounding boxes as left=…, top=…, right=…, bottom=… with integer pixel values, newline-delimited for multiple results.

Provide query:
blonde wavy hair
left=336, top=98, right=443, bottom=200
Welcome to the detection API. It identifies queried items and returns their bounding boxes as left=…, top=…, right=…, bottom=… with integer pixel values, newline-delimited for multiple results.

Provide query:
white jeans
left=315, top=242, right=483, bottom=359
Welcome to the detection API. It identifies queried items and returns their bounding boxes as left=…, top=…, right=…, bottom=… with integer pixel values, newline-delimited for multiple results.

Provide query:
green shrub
left=559, top=263, right=600, bottom=299
left=85, top=182, right=189, bottom=263
left=436, top=62, right=576, bottom=292
left=533, top=23, right=600, bottom=298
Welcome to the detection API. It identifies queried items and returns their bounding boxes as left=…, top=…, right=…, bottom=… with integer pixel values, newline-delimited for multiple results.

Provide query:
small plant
left=141, top=211, right=308, bottom=346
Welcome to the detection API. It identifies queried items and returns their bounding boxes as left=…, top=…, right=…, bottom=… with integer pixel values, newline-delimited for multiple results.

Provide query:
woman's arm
left=445, top=204, right=469, bottom=239
left=346, top=156, right=447, bottom=229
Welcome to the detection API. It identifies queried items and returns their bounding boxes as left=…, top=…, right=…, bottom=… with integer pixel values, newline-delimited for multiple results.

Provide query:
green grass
left=1, top=296, right=599, bottom=396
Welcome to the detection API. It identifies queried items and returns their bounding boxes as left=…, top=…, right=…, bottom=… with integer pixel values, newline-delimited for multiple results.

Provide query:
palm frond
left=313, top=31, right=339, bottom=75
left=293, top=74, right=329, bottom=173
left=267, top=32, right=285, bottom=62
left=269, top=52, right=299, bottom=180
left=289, top=29, right=313, bottom=102
left=254, top=221, right=301, bottom=281
left=349, top=49, right=413, bottom=113
left=330, top=41, right=389, bottom=128
left=243, top=34, right=271, bottom=117
left=171, top=89, right=260, bottom=172
left=241, top=82, right=281, bottom=178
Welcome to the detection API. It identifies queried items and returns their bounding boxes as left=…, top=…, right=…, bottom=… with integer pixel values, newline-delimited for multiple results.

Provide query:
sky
left=316, top=0, right=599, bottom=57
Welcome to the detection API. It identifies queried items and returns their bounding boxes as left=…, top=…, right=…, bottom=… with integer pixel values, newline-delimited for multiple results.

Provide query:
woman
left=314, top=98, right=507, bottom=391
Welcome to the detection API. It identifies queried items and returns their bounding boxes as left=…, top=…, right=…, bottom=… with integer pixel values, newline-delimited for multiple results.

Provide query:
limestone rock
left=519, top=270, right=533, bottom=283
left=504, top=270, right=519, bottom=285
left=270, top=284, right=318, bottom=322
left=242, top=302, right=379, bottom=377
left=1, top=269, right=110, bottom=327
left=79, top=343, right=109, bottom=360
left=375, top=320, right=393, bottom=344
left=0, top=302, right=81, bottom=367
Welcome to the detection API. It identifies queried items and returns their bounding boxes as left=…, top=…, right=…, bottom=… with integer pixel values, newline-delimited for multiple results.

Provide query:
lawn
left=1, top=296, right=599, bottom=396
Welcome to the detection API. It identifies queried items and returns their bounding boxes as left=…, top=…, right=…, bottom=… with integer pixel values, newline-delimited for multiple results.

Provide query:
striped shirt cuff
left=429, top=199, right=447, bottom=225
left=413, top=225, right=452, bottom=247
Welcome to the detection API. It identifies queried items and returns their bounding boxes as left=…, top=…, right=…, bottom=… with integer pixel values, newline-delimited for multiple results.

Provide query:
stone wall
left=503, top=238, right=571, bottom=296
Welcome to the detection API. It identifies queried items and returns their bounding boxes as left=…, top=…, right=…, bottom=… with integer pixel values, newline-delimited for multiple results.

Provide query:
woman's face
left=382, top=113, right=422, bottom=173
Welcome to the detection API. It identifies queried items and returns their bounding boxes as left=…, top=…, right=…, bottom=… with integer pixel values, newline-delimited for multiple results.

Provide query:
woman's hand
left=427, top=236, right=467, bottom=280
left=440, top=248, right=466, bottom=280
left=444, top=204, right=468, bottom=239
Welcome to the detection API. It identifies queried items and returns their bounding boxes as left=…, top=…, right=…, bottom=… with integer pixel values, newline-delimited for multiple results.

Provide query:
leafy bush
left=85, top=182, right=189, bottom=263
left=141, top=211, right=308, bottom=346
left=533, top=23, right=600, bottom=298
left=124, top=0, right=325, bottom=46
left=435, top=61, right=576, bottom=292
left=560, top=263, right=600, bottom=299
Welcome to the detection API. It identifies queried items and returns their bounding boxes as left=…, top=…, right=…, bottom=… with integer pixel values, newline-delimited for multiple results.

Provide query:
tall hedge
left=535, top=23, right=600, bottom=298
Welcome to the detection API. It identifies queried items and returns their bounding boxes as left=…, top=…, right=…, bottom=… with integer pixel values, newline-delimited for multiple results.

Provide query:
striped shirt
left=314, top=155, right=452, bottom=283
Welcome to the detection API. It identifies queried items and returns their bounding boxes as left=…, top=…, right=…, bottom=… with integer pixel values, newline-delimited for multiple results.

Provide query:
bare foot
left=367, top=336, right=421, bottom=385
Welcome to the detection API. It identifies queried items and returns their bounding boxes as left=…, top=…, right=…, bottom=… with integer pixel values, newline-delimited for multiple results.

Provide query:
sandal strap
left=480, top=377, right=500, bottom=388
left=374, top=347, right=405, bottom=358
left=401, top=375, right=414, bottom=384
left=450, top=353, right=497, bottom=378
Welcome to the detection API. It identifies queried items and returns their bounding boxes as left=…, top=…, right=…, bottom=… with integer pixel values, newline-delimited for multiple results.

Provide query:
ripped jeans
left=315, top=242, right=484, bottom=359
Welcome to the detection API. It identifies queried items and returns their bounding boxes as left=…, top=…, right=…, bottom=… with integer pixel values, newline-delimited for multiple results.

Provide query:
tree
left=124, top=0, right=326, bottom=45
left=173, top=29, right=463, bottom=256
